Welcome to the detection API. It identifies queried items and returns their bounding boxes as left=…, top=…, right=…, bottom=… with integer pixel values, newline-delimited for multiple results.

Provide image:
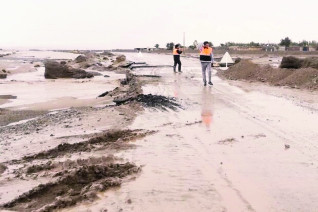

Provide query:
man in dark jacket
left=173, top=44, right=183, bottom=72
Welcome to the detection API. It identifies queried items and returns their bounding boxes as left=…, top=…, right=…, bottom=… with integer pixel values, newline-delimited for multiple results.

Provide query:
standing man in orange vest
left=200, top=41, right=214, bottom=86
left=173, top=44, right=183, bottom=73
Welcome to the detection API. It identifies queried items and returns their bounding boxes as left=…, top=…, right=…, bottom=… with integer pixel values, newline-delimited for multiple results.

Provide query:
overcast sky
left=0, top=0, right=317, bottom=49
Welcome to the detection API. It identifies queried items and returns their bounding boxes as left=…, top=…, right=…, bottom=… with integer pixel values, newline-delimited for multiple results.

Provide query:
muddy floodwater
left=1, top=51, right=318, bottom=212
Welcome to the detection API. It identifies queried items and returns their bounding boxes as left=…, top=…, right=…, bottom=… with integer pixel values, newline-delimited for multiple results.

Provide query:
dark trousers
left=173, top=59, right=181, bottom=72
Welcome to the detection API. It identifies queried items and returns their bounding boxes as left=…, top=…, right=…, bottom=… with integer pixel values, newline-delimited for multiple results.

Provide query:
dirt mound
left=303, top=57, right=318, bottom=69
left=100, top=51, right=115, bottom=57
left=218, top=59, right=318, bottom=90
left=219, top=59, right=262, bottom=80
left=2, top=163, right=139, bottom=212
left=44, top=60, right=94, bottom=79
left=74, top=55, right=87, bottom=63
left=280, top=56, right=318, bottom=69
left=277, top=68, right=318, bottom=89
left=280, top=56, right=303, bottom=69
left=115, top=55, right=126, bottom=63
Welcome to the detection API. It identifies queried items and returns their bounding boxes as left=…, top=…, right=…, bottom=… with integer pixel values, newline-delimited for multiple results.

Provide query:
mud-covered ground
left=1, top=51, right=318, bottom=212
left=217, top=57, right=318, bottom=90
left=0, top=51, right=182, bottom=212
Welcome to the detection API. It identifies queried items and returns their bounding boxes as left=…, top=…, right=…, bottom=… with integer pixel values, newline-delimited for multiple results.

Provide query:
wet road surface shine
left=64, top=53, right=318, bottom=212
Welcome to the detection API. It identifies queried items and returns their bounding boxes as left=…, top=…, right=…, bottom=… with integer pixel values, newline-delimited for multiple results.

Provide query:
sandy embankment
left=218, top=56, right=318, bottom=90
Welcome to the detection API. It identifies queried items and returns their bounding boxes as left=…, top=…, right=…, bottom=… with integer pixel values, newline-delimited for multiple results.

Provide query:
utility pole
left=183, top=32, right=186, bottom=55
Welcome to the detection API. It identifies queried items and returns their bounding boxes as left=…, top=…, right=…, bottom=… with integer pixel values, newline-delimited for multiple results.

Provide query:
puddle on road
left=0, top=69, right=125, bottom=109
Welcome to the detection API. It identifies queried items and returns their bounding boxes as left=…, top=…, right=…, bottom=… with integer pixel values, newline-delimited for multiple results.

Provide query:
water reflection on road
left=201, top=87, right=213, bottom=128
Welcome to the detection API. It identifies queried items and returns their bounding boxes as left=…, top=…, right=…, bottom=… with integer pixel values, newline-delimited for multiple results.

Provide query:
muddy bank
left=98, top=71, right=182, bottom=111
left=20, top=129, right=152, bottom=162
left=2, top=162, right=139, bottom=212
left=1, top=129, right=153, bottom=211
left=217, top=59, right=318, bottom=90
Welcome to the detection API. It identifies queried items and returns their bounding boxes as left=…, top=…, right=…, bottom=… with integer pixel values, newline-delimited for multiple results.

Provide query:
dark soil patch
left=135, top=75, right=161, bottom=78
left=2, top=163, right=140, bottom=212
left=114, top=94, right=182, bottom=111
left=21, top=130, right=151, bottom=162
left=0, top=109, right=47, bottom=127
left=98, top=91, right=109, bottom=97
left=185, top=120, right=202, bottom=126
left=0, top=163, right=7, bottom=175
left=280, top=56, right=303, bottom=69
left=26, top=161, right=55, bottom=174
left=280, top=56, right=318, bottom=69
left=0, top=95, right=17, bottom=99
left=218, top=138, right=237, bottom=144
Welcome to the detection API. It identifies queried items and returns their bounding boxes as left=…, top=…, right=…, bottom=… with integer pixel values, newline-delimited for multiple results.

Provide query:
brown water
left=0, top=51, right=125, bottom=110
left=61, top=53, right=318, bottom=212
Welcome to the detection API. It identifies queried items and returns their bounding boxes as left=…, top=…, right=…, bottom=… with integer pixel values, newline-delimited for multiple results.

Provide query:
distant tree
left=249, top=42, right=260, bottom=47
left=309, top=40, right=317, bottom=47
left=188, top=40, right=199, bottom=50
left=309, top=40, right=318, bottom=50
left=299, top=40, right=309, bottom=47
left=225, top=42, right=236, bottom=46
left=208, top=42, right=213, bottom=47
left=220, top=43, right=225, bottom=47
left=166, top=42, right=174, bottom=50
left=291, top=42, right=299, bottom=46
left=155, top=44, right=159, bottom=48
left=280, top=37, right=292, bottom=47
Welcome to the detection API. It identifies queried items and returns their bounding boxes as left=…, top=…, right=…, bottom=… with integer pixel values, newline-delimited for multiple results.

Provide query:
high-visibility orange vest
left=200, top=47, right=213, bottom=62
left=173, top=49, right=181, bottom=55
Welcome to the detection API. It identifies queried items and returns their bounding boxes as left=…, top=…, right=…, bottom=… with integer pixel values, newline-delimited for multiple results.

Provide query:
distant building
left=134, top=48, right=157, bottom=52
left=228, top=46, right=239, bottom=51
left=278, top=46, right=286, bottom=51
left=286, top=46, right=301, bottom=51
left=262, top=45, right=276, bottom=52
left=228, top=46, right=262, bottom=51
left=248, top=47, right=263, bottom=51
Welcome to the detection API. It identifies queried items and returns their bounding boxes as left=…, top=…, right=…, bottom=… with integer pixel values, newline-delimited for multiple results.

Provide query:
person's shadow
left=201, top=87, right=214, bottom=128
